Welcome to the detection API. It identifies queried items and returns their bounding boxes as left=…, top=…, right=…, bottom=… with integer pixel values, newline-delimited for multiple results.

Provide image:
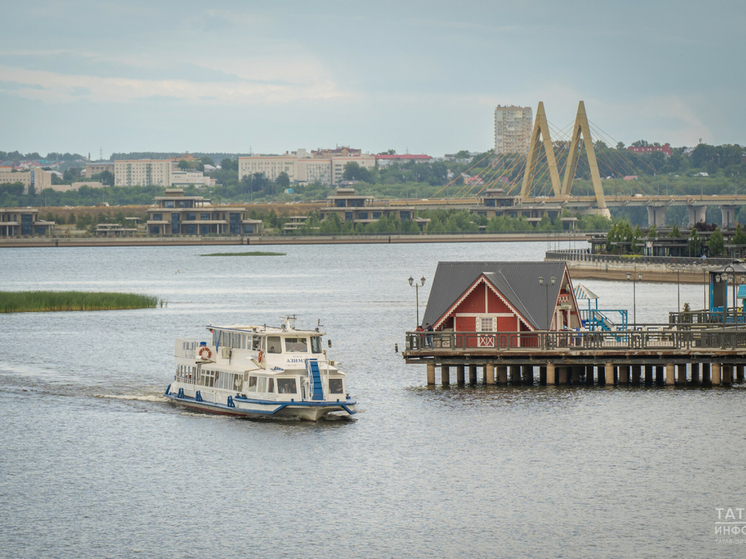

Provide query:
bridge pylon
left=520, top=102, right=562, bottom=199
left=561, top=101, right=608, bottom=215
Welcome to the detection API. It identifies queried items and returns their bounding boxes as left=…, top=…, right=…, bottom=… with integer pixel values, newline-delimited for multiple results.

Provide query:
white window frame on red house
left=475, top=314, right=497, bottom=347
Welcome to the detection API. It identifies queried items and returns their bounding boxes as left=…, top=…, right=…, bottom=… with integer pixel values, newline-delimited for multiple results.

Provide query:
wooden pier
left=403, top=326, right=746, bottom=387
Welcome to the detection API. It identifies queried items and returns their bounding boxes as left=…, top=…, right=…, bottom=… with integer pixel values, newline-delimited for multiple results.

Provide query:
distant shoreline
left=0, top=232, right=591, bottom=248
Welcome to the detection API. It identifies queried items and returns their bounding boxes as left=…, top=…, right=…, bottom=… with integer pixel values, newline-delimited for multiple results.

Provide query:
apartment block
left=114, top=159, right=172, bottom=187
left=0, top=168, right=52, bottom=193
left=494, top=105, right=533, bottom=155
left=238, top=148, right=375, bottom=186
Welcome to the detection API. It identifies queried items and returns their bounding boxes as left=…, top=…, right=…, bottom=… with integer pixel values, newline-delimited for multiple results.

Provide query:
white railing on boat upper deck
left=175, top=338, right=205, bottom=359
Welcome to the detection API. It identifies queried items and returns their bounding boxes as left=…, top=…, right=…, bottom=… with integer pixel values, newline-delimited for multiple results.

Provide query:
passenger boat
left=164, top=317, right=357, bottom=421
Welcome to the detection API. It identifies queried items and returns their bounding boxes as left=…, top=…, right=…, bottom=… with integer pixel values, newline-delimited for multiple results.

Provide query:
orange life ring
left=257, top=350, right=264, bottom=363
left=198, top=347, right=212, bottom=360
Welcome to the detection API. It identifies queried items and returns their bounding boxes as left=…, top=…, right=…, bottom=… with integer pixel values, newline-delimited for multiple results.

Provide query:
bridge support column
left=485, top=364, right=495, bottom=385
left=604, top=362, right=614, bottom=385
left=647, top=205, right=667, bottom=227
left=427, top=362, right=435, bottom=385
left=688, top=205, right=707, bottom=227
left=546, top=362, right=556, bottom=385
left=665, top=363, right=675, bottom=386
left=441, top=365, right=450, bottom=385
left=619, top=365, right=629, bottom=385
left=676, top=364, right=687, bottom=385
left=712, top=363, right=721, bottom=386
left=496, top=365, right=508, bottom=384
left=456, top=365, right=465, bottom=385
left=469, top=365, right=477, bottom=385
left=720, top=205, right=738, bottom=227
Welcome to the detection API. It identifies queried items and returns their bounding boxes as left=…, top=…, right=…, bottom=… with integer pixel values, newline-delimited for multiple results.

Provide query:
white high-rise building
left=114, top=159, right=172, bottom=187
left=494, top=105, right=533, bottom=155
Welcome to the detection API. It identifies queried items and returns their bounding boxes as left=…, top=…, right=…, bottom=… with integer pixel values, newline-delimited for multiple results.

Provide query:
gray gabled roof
left=421, top=261, right=569, bottom=330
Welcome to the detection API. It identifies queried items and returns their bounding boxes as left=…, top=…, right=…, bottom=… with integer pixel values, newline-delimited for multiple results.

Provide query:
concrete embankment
left=0, top=232, right=589, bottom=248
left=562, top=260, right=711, bottom=284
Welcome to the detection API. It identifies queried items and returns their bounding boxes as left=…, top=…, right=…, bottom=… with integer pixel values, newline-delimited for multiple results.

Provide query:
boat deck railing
left=405, top=324, right=746, bottom=354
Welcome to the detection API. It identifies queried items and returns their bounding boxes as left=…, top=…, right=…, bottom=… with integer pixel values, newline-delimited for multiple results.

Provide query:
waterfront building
left=170, top=169, right=215, bottom=187
left=95, top=223, right=138, bottom=237
left=627, top=144, right=672, bottom=157
left=320, top=188, right=420, bottom=227
left=238, top=148, right=375, bottom=186
left=422, top=261, right=579, bottom=336
left=494, top=105, right=533, bottom=155
left=146, top=189, right=263, bottom=236
left=0, top=208, right=55, bottom=237
left=0, top=168, right=52, bottom=193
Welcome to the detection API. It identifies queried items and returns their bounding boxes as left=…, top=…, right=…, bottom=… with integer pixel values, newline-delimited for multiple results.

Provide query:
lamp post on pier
left=408, top=276, right=426, bottom=327
left=627, top=271, right=642, bottom=326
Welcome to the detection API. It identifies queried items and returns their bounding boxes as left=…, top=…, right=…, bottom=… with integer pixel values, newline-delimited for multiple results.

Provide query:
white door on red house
left=476, top=315, right=497, bottom=347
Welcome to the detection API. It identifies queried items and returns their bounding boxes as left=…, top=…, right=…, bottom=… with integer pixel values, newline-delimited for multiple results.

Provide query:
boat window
left=267, top=336, right=281, bottom=354
left=248, top=376, right=258, bottom=392
left=252, top=336, right=261, bottom=351
left=311, top=337, right=322, bottom=354
left=329, top=378, right=344, bottom=394
left=267, top=378, right=274, bottom=393
left=285, top=337, right=308, bottom=352
left=278, top=378, right=297, bottom=394
left=233, top=374, right=242, bottom=391
left=258, top=377, right=267, bottom=393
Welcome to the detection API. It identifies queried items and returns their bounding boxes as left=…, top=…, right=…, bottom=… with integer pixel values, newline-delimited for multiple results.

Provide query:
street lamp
left=627, top=271, right=642, bottom=325
left=408, top=276, right=426, bottom=327
left=538, top=276, right=556, bottom=331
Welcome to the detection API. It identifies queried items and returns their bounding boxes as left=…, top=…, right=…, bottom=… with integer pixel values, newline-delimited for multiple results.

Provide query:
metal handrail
left=405, top=326, right=746, bottom=352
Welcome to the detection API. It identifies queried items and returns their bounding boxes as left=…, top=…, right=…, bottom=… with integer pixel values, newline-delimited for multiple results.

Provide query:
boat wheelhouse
left=164, top=317, right=356, bottom=421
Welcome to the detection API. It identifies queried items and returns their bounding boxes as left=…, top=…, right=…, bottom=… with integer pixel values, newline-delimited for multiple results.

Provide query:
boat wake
left=95, top=394, right=169, bottom=403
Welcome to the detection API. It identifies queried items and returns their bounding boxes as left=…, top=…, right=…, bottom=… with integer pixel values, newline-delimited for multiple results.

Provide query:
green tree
left=178, top=160, right=191, bottom=170
left=276, top=172, right=290, bottom=189
left=733, top=224, right=746, bottom=245
left=668, top=222, right=681, bottom=238
left=342, top=162, right=372, bottom=182
left=708, top=228, right=725, bottom=256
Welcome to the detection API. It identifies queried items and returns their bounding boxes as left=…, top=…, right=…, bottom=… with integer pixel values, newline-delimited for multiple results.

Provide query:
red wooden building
left=421, top=262, right=580, bottom=347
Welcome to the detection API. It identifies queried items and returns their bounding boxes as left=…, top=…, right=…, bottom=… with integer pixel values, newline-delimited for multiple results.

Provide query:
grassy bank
left=0, top=291, right=162, bottom=313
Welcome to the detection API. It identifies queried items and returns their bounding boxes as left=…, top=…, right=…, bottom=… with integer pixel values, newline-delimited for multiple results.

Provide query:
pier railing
left=668, top=308, right=746, bottom=325
left=545, top=248, right=733, bottom=267
left=406, top=325, right=746, bottom=353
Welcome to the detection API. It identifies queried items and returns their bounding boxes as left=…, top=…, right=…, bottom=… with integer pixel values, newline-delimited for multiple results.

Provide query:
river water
left=0, top=242, right=743, bottom=559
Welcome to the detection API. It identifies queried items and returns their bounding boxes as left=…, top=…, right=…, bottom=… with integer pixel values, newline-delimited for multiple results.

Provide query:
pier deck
left=403, top=326, right=746, bottom=387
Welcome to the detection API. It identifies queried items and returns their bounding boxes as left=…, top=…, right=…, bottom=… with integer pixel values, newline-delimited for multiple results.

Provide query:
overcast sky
left=1, top=0, right=743, bottom=158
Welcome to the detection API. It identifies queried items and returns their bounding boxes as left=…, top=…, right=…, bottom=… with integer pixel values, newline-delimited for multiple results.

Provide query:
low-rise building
left=375, top=154, right=432, bottom=167
left=85, top=162, right=115, bottom=178
left=146, top=188, right=263, bottom=236
left=95, top=223, right=138, bottom=237
left=0, top=168, right=52, bottom=193
left=320, top=188, right=416, bottom=225
left=0, top=208, right=55, bottom=237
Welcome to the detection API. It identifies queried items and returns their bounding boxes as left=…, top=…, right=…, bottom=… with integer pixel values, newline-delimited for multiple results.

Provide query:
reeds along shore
left=0, top=291, right=161, bottom=313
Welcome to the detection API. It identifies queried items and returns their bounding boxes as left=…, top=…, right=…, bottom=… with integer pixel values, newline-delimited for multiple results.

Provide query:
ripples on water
left=0, top=242, right=743, bottom=558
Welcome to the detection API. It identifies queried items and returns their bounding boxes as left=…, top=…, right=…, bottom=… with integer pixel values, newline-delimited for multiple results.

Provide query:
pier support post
left=558, top=366, right=568, bottom=384
left=619, top=365, right=629, bottom=385
left=665, top=363, right=675, bottom=386
left=692, top=363, right=701, bottom=384
left=546, top=362, right=556, bottom=385
left=485, top=364, right=495, bottom=385
left=539, top=366, right=547, bottom=385
left=441, top=365, right=450, bottom=385
left=737, top=365, right=744, bottom=382
left=702, top=363, right=711, bottom=385
left=645, top=366, right=654, bottom=385
left=631, top=365, right=642, bottom=385
left=604, top=362, right=614, bottom=385
left=722, top=364, right=733, bottom=385
left=585, top=365, right=594, bottom=385
left=712, top=363, right=721, bottom=386
left=468, top=365, right=477, bottom=385
left=522, top=365, right=532, bottom=385
left=676, top=364, right=687, bottom=385
left=427, top=362, right=435, bottom=385
left=456, top=365, right=465, bottom=386
left=571, top=366, right=582, bottom=384
left=656, top=366, right=665, bottom=385
left=496, top=365, right=508, bottom=384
